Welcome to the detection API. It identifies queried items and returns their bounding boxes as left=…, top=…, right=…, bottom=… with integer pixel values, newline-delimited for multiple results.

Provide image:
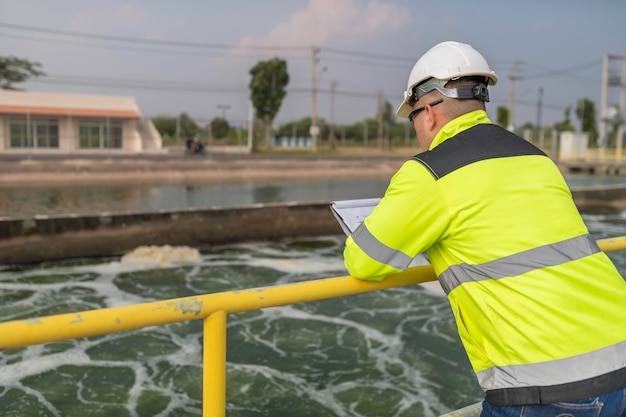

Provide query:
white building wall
left=0, top=90, right=163, bottom=154
left=137, top=118, right=163, bottom=151
left=122, top=119, right=139, bottom=152
left=59, top=117, right=73, bottom=152
left=559, top=131, right=589, bottom=161
left=0, top=115, right=6, bottom=150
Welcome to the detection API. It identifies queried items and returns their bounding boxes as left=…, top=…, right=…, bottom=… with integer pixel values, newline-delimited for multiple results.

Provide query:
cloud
left=237, top=0, right=411, bottom=50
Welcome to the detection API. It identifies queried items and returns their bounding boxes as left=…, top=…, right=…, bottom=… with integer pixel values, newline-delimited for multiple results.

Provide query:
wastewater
left=1, top=176, right=626, bottom=417
left=1, top=173, right=625, bottom=219
left=0, top=178, right=391, bottom=219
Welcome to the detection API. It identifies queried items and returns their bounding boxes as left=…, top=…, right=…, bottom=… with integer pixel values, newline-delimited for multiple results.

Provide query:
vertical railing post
left=204, top=310, right=227, bottom=417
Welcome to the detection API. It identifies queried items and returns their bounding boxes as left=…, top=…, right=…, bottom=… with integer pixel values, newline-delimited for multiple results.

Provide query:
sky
left=1, top=0, right=625, bottom=132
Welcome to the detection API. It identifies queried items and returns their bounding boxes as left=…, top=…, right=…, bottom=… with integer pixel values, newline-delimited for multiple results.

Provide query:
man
left=343, top=41, right=626, bottom=417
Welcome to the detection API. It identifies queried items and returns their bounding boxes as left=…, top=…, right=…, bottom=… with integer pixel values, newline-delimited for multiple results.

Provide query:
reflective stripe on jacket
left=343, top=110, right=626, bottom=404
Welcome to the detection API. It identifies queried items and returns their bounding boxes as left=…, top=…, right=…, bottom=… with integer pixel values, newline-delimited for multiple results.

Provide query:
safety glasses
left=408, top=99, right=444, bottom=122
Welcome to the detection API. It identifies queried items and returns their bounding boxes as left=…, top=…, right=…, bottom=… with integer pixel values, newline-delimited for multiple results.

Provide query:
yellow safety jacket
left=344, top=110, right=626, bottom=406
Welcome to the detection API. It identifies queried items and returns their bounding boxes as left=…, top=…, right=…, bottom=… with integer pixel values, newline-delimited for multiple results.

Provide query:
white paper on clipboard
left=331, top=198, right=437, bottom=291
left=329, top=198, right=381, bottom=236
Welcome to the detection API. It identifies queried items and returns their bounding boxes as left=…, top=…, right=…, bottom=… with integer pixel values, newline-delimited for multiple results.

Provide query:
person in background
left=185, top=135, right=195, bottom=154
left=193, top=137, right=204, bottom=154
left=343, top=41, right=626, bottom=417
left=185, top=135, right=204, bottom=154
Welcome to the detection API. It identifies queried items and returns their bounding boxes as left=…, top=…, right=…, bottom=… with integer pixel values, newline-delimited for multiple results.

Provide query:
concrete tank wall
left=1, top=185, right=626, bottom=265
left=0, top=201, right=343, bottom=264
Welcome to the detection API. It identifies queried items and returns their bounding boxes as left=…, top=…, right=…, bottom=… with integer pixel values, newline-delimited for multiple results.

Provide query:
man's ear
left=423, top=104, right=438, bottom=132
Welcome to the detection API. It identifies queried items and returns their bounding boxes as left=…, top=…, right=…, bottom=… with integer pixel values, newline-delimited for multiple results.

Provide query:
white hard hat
left=396, top=41, right=498, bottom=118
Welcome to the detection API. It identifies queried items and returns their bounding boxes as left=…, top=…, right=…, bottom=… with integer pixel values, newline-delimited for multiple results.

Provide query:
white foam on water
left=263, top=305, right=400, bottom=347
left=0, top=342, right=101, bottom=386
left=12, top=232, right=604, bottom=416
left=249, top=256, right=347, bottom=276
left=120, top=245, right=202, bottom=269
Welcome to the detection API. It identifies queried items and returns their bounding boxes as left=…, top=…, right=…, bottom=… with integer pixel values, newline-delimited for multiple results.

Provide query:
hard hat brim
left=396, top=101, right=413, bottom=119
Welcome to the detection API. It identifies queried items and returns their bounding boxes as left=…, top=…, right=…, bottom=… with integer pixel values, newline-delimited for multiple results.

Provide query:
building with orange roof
left=0, top=90, right=162, bottom=153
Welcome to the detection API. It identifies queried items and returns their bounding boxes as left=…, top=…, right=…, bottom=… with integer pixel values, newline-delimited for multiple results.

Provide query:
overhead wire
left=29, top=74, right=383, bottom=100
left=0, top=20, right=422, bottom=64
left=0, top=20, right=602, bottom=122
left=1, top=20, right=602, bottom=84
left=522, top=60, right=601, bottom=84
left=0, top=21, right=306, bottom=51
left=0, top=32, right=308, bottom=60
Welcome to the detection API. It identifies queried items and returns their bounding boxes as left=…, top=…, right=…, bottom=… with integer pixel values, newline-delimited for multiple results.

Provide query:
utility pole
left=508, top=61, right=523, bottom=131
left=310, top=46, right=320, bottom=151
left=175, top=115, right=180, bottom=144
left=536, top=87, right=543, bottom=130
left=599, top=53, right=609, bottom=148
left=537, top=87, right=544, bottom=148
left=328, top=80, right=337, bottom=149
left=217, top=104, right=230, bottom=120
left=599, top=54, right=626, bottom=153
left=377, top=90, right=384, bottom=149
left=364, top=121, right=368, bottom=147
left=618, top=58, right=626, bottom=156
left=247, top=99, right=253, bottom=152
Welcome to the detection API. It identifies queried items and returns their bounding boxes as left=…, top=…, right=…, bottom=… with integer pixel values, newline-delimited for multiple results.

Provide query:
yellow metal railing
left=578, top=148, right=626, bottom=164
left=1, top=235, right=626, bottom=416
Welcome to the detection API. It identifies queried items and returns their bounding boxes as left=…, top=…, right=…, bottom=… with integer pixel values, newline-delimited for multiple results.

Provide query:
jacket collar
left=429, top=110, right=492, bottom=151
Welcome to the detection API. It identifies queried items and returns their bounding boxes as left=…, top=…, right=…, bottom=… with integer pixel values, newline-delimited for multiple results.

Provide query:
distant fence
left=270, top=136, right=312, bottom=149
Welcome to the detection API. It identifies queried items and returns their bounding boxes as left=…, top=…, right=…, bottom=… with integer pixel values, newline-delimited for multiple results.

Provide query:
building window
left=9, top=118, right=59, bottom=148
left=78, top=120, right=123, bottom=149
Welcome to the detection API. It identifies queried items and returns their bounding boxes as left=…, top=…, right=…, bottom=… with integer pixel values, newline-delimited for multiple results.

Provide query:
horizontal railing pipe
left=596, top=235, right=626, bottom=252
left=1, top=235, right=624, bottom=351
left=0, top=264, right=437, bottom=350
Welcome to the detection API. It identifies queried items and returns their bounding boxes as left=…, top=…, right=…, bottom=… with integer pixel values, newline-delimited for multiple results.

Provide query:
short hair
left=439, top=76, right=487, bottom=119
left=444, top=75, right=489, bottom=89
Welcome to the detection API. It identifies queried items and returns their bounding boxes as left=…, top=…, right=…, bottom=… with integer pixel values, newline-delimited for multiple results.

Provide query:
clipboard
left=330, top=197, right=435, bottom=288
left=329, top=198, right=381, bottom=235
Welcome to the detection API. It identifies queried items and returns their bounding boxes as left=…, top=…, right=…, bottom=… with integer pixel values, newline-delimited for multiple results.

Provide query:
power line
left=0, top=20, right=606, bottom=87
left=2, top=20, right=604, bottom=125
left=29, top=73, right=387, bottom=100
left=33, top=73, right=568, bottom=112
left=520, top=60, right=601, bottom=84
left=321, top=46, right=413, bottom=63
left=317, top=54, right=414, bottom=70
left=0, top=32, right=309, bottom=60
left=1, top=21, right=424, bottom=64
left=0, top=30, right=413, bottom=67
left=30, top=76, right=248, bottom=93
left=0, top=21, right=307, bottom=51
left=46, top=73, right=242, bottom=88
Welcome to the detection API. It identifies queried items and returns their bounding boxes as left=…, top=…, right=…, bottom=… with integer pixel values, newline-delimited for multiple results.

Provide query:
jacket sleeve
left=343, top=160, right=450, bottom=281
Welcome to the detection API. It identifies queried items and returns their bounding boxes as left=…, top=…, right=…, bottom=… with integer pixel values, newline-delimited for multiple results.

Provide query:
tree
left=0, top=56, right=45, bottom=90
left=176, top=113, right=200, bottom=139
left=553, top=106, right=575, bottom=132
left=382, top=100, right=396, bottom=126
left=276, top=117, right=315, bottom=137
left=249, top=58, right=289, bottom=149
left=211, top=117, right=229, bottom=139
left=496, top=106, right=509, bottom=128
left=575, top=98, right=598, bottom=142
left=151, top=113, right=200, bottom=143
left=151, top=116, right=178, bottom=138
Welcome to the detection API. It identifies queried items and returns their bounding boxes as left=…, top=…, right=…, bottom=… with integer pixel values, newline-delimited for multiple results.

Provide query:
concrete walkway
left=0, top=153, right=407, bottom=185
